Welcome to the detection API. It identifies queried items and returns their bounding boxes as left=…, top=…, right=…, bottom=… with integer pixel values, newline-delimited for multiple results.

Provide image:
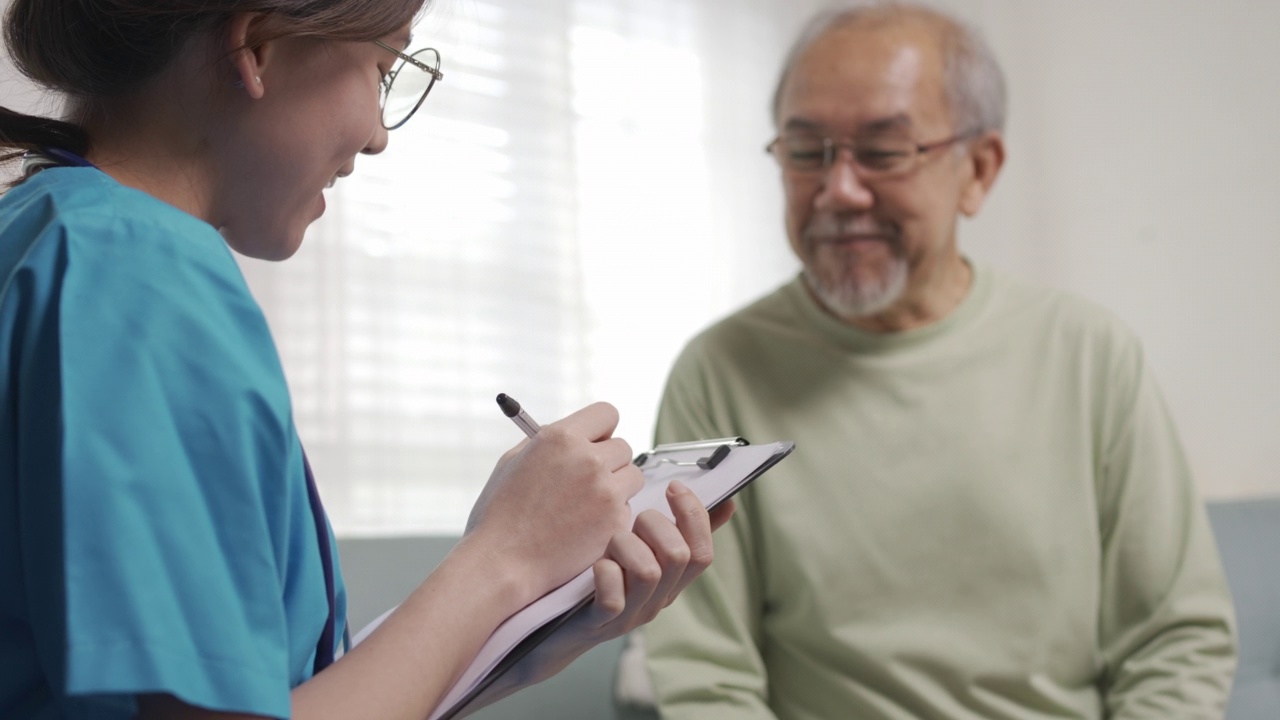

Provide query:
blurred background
left=4, top=0, right=1278, bottom=535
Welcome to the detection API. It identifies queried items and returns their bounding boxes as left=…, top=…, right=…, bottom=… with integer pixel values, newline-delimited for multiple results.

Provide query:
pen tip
left=496, top=393, right=521, bottom=417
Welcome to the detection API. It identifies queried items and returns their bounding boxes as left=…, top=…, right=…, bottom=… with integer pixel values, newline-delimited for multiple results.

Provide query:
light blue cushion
left=339, top=497, right=1280, bottom=720
left=1207, top=498, right=1280, bottom=720
left=337, top=535, right=628, bottom=720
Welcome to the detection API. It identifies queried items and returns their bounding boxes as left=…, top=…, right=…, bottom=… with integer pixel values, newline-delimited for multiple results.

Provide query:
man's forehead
left=778, top=23, right=950, bottom=132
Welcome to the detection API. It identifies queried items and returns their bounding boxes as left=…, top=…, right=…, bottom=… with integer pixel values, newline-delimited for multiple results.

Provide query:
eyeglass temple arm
left=916, top=130, right=983, bottom=153
left=373, top=41, right=444, bottom=81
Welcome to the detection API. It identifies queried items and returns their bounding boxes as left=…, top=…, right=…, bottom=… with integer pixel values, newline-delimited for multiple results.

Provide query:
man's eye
left=782, top=139, right=825, bottom=166
left=856, top=148, right=909, bottom=168
left=788, top=149, right=825, bottom=162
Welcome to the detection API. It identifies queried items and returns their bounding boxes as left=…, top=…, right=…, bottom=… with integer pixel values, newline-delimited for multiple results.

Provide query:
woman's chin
left=218, top=224, right=306, bottom=262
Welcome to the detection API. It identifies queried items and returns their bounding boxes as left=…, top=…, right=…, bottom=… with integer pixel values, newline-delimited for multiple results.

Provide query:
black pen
left=496, top=393, right=541, bottom=438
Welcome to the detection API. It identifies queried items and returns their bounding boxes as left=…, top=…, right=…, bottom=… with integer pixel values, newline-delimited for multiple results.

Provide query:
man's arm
left=1096, top=343, right=1237, bottom=717
left=640, top=347, right=781, bottom=720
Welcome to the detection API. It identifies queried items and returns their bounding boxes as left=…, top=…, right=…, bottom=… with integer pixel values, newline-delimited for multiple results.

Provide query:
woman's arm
left=136, top=405, right=724, bottom=720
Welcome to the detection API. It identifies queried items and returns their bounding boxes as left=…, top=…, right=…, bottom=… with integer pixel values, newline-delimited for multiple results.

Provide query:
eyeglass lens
left=776, top=135, right=917, bottom=174
left=382, top=48, right=440, bottom=129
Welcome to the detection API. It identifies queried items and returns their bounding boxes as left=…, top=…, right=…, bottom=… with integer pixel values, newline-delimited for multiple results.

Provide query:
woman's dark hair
left=0, top=0, right=426, bottom=164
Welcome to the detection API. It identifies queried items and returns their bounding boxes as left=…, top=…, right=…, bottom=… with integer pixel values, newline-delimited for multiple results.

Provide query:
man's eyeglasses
left=374, top=41, right=444, bottom=130
left=766, top=130, right=979, bottom=178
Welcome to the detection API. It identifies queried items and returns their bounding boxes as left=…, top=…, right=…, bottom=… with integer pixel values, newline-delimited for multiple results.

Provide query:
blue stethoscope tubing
left=303, top=452, right=346, bottom=673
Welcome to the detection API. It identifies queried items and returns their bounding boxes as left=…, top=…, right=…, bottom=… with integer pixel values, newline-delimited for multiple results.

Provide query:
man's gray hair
left=771, top=1, right=1007, bottom=134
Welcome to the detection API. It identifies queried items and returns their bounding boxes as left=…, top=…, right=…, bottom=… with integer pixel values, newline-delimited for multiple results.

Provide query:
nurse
left=0, top=1, right=731, bottom=719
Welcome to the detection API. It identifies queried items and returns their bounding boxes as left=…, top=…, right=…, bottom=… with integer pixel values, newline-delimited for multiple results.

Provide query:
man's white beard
left=799, top=213, right=909, bottom=320
left=803, top=255, right=909, bottom=319
left=799, top=212, right=910, bottom=320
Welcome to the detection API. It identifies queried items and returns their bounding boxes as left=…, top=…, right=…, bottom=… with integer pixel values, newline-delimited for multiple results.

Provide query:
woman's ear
left=959, top=131, right=1006, bottom=218
left=225, top=12, right=271, bottom=99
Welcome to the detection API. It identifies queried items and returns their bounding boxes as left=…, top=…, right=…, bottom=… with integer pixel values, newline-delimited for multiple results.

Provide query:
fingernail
left=667, top=480, right=687, bottom=495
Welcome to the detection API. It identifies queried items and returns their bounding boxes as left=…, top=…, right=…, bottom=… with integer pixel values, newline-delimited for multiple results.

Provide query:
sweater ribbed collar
left=785, top=259, right=992, bottom=355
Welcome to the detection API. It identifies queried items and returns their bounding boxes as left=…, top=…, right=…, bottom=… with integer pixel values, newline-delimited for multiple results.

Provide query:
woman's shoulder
left=3, top=167, right=253, bottom=308
left=4, top=167, right=227, bottom=258
left=2, top=167, right=279, bottom=382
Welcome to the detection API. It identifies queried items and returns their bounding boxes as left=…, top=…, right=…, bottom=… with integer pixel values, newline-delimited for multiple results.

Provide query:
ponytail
left=0, top=106, right=90, bottom=165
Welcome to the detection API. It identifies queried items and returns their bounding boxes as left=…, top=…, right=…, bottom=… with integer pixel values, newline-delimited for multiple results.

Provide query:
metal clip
left=636, top=443, right=732, bottom=471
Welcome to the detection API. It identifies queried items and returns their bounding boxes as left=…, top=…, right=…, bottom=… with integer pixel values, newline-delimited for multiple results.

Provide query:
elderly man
left=637, top=3, right=1236, bottom=719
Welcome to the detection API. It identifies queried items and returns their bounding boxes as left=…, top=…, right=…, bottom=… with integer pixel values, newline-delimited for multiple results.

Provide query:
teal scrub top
left=0, top=168, right=347, bottom=719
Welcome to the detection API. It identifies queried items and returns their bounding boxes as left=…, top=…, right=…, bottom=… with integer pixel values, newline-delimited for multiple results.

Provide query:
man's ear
left=959, top=131, right=1006, bottom=217
left=225, top=12, right=273, bottom=100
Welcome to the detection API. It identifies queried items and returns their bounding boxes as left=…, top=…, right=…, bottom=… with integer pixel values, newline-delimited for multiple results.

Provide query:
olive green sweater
left=642, top=266, right=1235, bottom=719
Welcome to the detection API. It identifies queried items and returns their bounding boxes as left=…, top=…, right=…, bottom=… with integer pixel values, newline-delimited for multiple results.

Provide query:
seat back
left=337, top=535, right=628, bottom=720
left=1207, top=498, right=1280, bottom=719
left=337, top=498, right=1280, bottom=720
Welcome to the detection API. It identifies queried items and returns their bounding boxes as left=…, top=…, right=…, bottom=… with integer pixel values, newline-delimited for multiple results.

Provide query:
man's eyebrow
left=780, top=114, right=914, bottom=135
left=858, top=114, right=914, bottom=134
left=781, top=118, right=823, bottom=133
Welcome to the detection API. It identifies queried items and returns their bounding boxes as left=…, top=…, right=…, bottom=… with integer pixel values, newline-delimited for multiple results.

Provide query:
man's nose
left=814, top=152, right=874, bottom=212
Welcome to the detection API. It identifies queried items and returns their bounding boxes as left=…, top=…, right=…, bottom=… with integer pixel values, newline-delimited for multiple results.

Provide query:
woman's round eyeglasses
left=374, top=41, right=444, bottom=131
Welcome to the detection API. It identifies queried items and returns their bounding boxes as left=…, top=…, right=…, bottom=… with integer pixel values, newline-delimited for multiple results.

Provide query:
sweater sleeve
left=641, top=341, right=781, bottom=720
left=1094, top=337, right=1237, bottom=718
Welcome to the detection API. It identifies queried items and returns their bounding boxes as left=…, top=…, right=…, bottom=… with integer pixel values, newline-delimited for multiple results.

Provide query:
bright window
left=237, top=0, right=807, bottom=535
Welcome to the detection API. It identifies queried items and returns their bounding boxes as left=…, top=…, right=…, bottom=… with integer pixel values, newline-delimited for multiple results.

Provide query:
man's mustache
left=804, top=214, right=901, bottom=246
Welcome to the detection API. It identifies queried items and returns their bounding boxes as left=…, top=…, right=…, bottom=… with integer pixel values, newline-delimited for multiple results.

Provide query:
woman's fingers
left=708, top=497, right=737, bottom=532
left=659, top=481, right=718, bottom=604
left=595, top=436, right=637, bottom=472
left=551, top=401, right=620, bottom=441
left=590, top=557, right=627, bottom=621
left=630, top=508, right=693, bottom=613
left=592, top=529, right=664, bottom=626
left=586, top=483, right=716, bottom=630
left=593, top=436, right=645, bottom=498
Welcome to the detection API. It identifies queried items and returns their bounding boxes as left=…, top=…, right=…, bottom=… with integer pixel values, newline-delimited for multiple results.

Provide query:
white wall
left=3, top=0, right=1276, bottom=499
left=1, top=8, right=59, bottom=185
left=587, top=0, right=1280, bottom=500
left=941, top=0, right=1280, bottom=497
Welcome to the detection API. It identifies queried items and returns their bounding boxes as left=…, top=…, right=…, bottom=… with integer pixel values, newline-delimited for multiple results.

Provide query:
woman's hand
left=477, top=481, right=737, bottom=697
left=459, top=402, right=645, bottom=608
left=585, top=482, right=735, bottom=637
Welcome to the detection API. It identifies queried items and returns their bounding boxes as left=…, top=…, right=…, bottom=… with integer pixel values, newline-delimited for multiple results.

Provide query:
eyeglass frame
left=373, top=40, right=444, bottom=131
left=765, top=129, right=982, bottom=178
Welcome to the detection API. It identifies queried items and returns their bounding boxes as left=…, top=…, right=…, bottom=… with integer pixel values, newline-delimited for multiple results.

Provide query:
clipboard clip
left=633, top=437, right=749, bottom=470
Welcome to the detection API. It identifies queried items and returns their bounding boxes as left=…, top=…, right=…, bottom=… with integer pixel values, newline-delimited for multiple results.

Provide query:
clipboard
left=420, top=437, right=796, bottom=720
